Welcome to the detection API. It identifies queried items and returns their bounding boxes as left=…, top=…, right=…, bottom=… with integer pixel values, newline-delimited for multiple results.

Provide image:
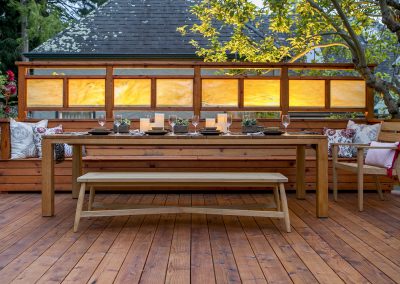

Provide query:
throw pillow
left=33, top=125, right=63, bottom=157
left=347, top=120, right=381, bottom=156
left=323, top=128, right=356, bottom=158
left=10, top=119, right=48, bottom=159
left=365, top=141, right=399, bottom=169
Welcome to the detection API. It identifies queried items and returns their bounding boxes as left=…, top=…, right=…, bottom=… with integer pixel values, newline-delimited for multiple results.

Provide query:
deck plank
left=0, top=193, right=399, bottom=284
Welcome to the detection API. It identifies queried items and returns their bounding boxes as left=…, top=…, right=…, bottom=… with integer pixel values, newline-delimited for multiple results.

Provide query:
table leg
left=72, top=145, right=83, bottom=199
left=316, top=141, right=328, bottom=217
left=42, top=140, right=54, bottom=216
left=296, top=145, right=306, bottom=199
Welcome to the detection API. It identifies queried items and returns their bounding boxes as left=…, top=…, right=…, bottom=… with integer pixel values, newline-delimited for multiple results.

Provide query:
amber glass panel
left=156, top=79, right=193, bottom=107
left=114, top=79, right=151, bottom=106
left=202, top=79, right=238, bottom=107
left=68, top=79, right=105, bottom=106
left=331, top=80, right=365, bottom=107
left=244, top=80, right=280, bottom=107
left=289, top=80, right=325, bottom=107
left=26, top=79, right=63, bottom=107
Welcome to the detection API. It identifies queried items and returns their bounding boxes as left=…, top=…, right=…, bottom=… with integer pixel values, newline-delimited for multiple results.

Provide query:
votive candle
left=140, top=118, right=151, bottom=132
left=154, top=113, right=164, bottom=128
left=205, top=118, right=215, bottom=128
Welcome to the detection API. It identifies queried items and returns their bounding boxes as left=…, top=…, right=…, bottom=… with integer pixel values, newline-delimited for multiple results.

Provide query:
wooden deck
left=1, top=192, right=400, bottom=283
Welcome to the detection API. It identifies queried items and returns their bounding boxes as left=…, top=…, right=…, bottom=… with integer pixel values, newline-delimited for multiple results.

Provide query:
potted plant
left=174, top=118, right=189, bottom=133
left=114, top=118, right=131, bottom=133
left=242, top=117, right=262, bottom=133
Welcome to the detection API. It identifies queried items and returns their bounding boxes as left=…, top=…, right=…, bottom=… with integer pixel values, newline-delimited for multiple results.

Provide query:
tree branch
left=379, top=0, right=400, bottom=42
left=288, top=43, right=349, bottom=63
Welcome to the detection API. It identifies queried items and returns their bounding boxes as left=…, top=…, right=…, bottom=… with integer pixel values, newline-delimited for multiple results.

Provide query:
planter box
left=242, top=125, right=263, bottom=133
left=113, top=124, right=130, bottom=133
left=174, top=125, right=188, bottom=133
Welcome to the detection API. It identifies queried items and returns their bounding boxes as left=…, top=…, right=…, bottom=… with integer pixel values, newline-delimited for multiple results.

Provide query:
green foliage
left=328, top=112, right=363, bottom=119
left=176, top=118, right=189, bottom=126
left=242, top=117, right=257, bottom=126
left=121, top=118, right=131, bottom=125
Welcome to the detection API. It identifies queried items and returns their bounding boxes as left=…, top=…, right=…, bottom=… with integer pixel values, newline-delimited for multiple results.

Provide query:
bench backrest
left=378, top=121, right=400, bottom=142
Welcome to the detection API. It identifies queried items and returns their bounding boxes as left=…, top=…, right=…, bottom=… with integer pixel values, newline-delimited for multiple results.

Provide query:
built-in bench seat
left=74, top=172, right=291, bottom=233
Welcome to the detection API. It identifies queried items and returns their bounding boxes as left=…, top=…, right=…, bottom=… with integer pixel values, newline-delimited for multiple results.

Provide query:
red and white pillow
left=32, top=125, right=73, bottom=157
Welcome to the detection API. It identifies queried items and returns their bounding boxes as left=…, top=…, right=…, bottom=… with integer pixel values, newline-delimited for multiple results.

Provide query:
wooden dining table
left=41, top=133, right=328, bottom=218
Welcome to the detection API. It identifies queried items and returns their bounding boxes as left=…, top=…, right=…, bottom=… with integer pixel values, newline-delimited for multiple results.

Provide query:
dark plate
left=200, top=131, right=221, bottom=136
left=88, top=130, right=112, bottom=135
left=145, top=130, right=169, bottom=135
left=263, top=130, right=284, bottom=135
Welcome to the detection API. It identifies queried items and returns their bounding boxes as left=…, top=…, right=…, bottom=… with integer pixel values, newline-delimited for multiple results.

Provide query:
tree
left=179, top=0, right=400, bottom=118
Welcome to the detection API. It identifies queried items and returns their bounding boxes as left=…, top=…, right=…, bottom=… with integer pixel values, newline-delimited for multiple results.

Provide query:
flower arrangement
left=0, top=70, right=17, bottom=118
left=176, top=117, right=189, bottom=126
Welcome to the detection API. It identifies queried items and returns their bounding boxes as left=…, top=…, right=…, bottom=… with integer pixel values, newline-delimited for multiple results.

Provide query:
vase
left=113, top=124, right=130, bottom=133
left=174, top=125, right=188, bottom=133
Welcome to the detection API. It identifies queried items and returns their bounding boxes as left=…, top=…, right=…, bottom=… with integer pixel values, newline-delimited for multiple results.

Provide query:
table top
left=42, top=133, right=327, bottom=146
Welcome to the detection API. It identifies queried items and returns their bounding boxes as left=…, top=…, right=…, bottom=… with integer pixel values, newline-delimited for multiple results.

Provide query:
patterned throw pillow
left=33, top=125, right=63, bottom=157
left=323, top=128, right=356, bottom=158
left=347, top=120, right=381, bottom=157
left=10, top=119, right=48, bottom=159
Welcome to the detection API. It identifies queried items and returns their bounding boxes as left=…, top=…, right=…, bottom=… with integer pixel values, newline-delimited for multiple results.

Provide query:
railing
left=15, top=61, right=375, bottom=121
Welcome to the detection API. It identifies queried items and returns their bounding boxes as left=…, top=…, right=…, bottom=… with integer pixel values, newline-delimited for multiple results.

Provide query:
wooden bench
left=74, top=172, right=291, bottom=233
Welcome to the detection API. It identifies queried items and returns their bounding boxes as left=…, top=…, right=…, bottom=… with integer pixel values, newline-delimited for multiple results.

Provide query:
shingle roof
left=27, top=0, right=216, bottom=59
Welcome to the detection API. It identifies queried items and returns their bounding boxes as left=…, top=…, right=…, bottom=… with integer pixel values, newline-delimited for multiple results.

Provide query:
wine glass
left=191, top=115, right=199, bottom=135
left=281, top=114, right=290, bottom=135
left=114, top=114, right=122, bottom=135
left=225, top=113, right=232, bottom=135
left=169, top=115, right=177, bottom=136
left=98, top=114, right=106, bottom=128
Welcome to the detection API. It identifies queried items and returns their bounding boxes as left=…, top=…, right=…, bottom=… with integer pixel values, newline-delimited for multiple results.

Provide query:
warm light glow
left=26, top=79, right=63, bottom=107
left=114, top=79, right=151, bottom=106
left=244, top=80, right=280, bottom=107
left=202, top=79, right=238, bottom=106
left=68, top=79, right=105, bottom=106
left=331, top=80, right=366, bottom=107
left=156, top=79, right=193, bottom=106
left=289, top=80, right=325, bottom=107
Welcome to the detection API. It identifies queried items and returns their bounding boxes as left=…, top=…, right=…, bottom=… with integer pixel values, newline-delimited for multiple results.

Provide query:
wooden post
left=0, top=119, right=11, bottom=159
left=105, top=66, right=114, bottom=119
left=193, top=66, right=201, bottom=116
left=72, top=145, right=83, bottom=199
left=42, top=139, right=54, bottom=216
left=280, top=67, right=289, bottom=115
left=366, top=86, right=374, bottom=121
left=18, top=65, right=27, bottom=121
left=316, top=140, right=328, bottom=217
left=296, top=145, right=306, bottom=199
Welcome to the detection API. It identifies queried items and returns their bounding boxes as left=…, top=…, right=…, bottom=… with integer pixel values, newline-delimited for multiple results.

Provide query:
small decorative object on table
left=114, top=118, right=130, bottom=133
left=174, top=117, right=189, bottom=133
left=242, top=117, right=263, bottom=133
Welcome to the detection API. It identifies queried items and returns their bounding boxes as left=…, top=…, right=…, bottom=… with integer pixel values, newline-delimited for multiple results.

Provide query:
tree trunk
left=355, top=64, right=399, bottom=117
left=20, top=0, right=28, bottom=62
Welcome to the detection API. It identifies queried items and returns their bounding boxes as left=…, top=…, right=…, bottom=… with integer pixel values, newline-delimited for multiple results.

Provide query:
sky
left=250, top=0, right=263, bottom=7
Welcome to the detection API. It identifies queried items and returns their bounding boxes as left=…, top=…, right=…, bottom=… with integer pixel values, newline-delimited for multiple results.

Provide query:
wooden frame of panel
left=16, top=61, right=375, bottom=121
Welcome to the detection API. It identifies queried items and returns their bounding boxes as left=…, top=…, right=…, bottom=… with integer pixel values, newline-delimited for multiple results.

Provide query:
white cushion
left=10, top=119, right=48, bottom=159
left=365, top=141, right=399, bottom=169
left=347, top=120, right=381, bottom=156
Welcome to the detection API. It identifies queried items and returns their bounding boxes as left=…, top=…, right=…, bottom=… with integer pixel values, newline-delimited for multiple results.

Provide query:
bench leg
left=74, top=182, right=86, bottom=233
left=88, top=186, right=95, bottom=211
left=273, top=185, right=281, bottom=211
left=279, top=183, right=291, bottom=233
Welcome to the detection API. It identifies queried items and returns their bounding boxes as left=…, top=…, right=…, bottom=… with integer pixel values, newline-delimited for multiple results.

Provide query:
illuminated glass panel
left=156, top=79, right=193, bottom=106
left=331, top=80, right=366, bottom=107
left=114, top=79, right=151, bottom=106
left=26, top=79, right=63, bottom=107
left=202, top=79, right=238, bottom=107
left=289, top=80, right=325, bottom=107
left=244, top=80, right=280, bottom=107
left=68, top=79, right=105, bottom=106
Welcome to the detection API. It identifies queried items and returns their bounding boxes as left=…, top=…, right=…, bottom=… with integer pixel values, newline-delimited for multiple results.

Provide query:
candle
left=217, top=113, right=228, bottom=133
left=140, top=118, right=151, bottom=132
left=154, top=113, right=164, bottom=128
left=205, top=118, right=215, bottom=128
